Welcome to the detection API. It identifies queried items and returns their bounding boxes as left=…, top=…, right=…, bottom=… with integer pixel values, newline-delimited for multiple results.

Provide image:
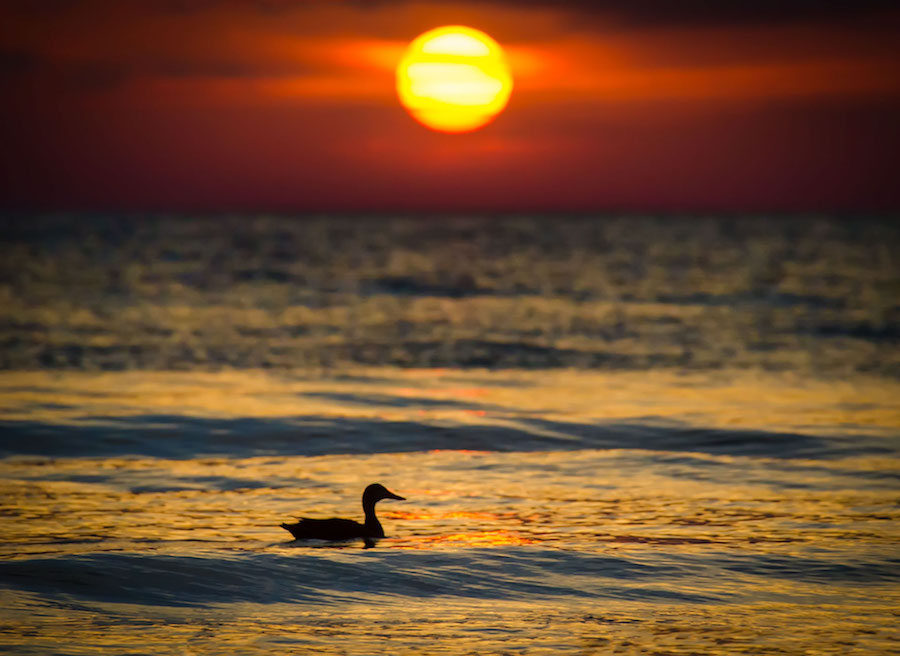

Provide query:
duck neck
left=362, top=500, right=384, bottom=538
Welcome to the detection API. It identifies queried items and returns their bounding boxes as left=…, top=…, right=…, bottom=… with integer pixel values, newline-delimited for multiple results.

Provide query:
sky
left=1, top=0, right=899, bottom=213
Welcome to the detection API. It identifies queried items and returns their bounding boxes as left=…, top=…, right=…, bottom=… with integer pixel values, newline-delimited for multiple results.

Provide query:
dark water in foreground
left=1, top=215, right=898, bottom=654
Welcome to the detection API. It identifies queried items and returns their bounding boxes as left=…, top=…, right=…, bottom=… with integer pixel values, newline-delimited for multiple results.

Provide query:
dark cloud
left=154, top=0, right=291, bottom=13
left=0, top=55, right=131, bottom=92
left=501, top=0, right=899, bottom=27
left=0, top=53, right=313, bottom=93
left=1, top=0, right=82, bottom=13
left=332, top=0, right=900, bottom=28
left=0, top=49, right=40, bottom=76
left=74, top=0, right=900, bottom=26
left=8, top=0, right=897, bottom=34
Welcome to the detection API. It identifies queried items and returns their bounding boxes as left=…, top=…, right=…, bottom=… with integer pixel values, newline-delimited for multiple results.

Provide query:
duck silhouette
left=281, top=483, right=405, bottom=544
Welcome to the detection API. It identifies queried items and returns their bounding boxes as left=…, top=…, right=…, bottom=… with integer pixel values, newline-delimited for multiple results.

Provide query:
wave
left=1, top=415, right=890, bottom=461
left=0, top=550, right=722, bottom=608
left=3, top=548, right=896, bottom=610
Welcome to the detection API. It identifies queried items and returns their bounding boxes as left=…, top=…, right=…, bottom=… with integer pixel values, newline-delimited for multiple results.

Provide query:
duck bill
left=387, top=491, right=405, bottom=500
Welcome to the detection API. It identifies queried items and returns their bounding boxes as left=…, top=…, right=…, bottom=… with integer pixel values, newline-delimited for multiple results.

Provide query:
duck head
left=363, top=483, right=405, bottom=506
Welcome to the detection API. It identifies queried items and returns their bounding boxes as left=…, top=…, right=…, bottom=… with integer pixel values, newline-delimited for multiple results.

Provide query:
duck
left=280, top=483, right=405, bottom=544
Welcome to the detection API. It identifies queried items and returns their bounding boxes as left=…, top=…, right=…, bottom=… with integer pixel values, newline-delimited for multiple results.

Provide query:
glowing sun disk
left=396, top=26, right=513, bottom=133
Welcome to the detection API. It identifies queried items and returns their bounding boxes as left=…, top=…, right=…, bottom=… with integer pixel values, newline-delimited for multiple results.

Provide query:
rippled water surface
left=1, top=215, right=899, bottom=654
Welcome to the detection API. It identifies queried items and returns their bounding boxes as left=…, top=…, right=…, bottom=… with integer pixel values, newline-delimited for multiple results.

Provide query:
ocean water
left=1, top=214, right=899, bottom=654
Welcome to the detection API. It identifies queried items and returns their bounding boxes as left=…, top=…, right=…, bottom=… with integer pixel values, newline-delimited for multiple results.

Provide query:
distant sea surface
left=1, top=214, right=898, bottom=654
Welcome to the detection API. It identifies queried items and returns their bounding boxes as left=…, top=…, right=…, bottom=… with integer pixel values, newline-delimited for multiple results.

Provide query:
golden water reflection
left=1, top=368, right=898, bottom=653
left=1, top=368, right=898, bottom=437
left=2, top=448, right=897, bottom=559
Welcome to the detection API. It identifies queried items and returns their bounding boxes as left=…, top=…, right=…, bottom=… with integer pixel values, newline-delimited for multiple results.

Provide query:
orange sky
left=2, top=0, right=899, bottom=212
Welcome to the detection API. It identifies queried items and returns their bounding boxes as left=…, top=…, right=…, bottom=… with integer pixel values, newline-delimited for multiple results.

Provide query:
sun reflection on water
left=396, top=530, right=539, bottom=548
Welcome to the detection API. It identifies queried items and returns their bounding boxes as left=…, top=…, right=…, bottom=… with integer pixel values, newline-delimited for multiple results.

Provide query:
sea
left=1, top=214, right=898, bottom=654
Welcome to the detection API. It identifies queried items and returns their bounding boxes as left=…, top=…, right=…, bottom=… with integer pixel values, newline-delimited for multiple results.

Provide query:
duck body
left=281, top=517, right=374, bottom=540
left=281, top=483, right=404, bottom=542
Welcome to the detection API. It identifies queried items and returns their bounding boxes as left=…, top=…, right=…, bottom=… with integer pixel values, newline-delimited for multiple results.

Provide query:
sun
left=396, top=26, right=513, bottom=134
